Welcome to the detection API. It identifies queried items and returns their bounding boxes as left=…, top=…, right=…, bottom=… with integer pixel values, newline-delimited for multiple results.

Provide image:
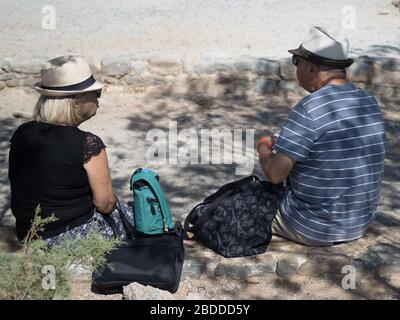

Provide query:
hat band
left=40, top=75, right=96, bottom=92
left=296, top=46, right=353, bottom=68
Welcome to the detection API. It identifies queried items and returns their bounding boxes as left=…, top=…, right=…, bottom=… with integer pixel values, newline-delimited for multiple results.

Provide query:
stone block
left=276, top=254, right=307, bottom=278
left=148, top=60, right=182, bottom=76
left=372, top=57, right=400, bottom=86
left=255, top=78, right=279, bottom=95
left=6, top=79, right=19, bottom=87
left=253, top=58, right=280, bottom=80
left=348, top=56, right=374, bottom=83
left=279, top=57, right=297, bottom=80
left=101, top=56, right=132, bottom=78
left=123, top=282, right=175, bottom=300
left=11, top=61, right=42, bottom=74
left=0, top=73, right=17, bottom=81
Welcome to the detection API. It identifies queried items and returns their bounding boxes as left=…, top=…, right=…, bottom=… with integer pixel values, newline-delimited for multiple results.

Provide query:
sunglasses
left=292, top=56, right=300, bottom=66
left=74, top=89, right=102, bottom=101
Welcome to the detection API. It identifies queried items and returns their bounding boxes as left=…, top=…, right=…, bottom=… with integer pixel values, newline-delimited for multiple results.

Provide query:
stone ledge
left=1, top=55, right=399, bottom=98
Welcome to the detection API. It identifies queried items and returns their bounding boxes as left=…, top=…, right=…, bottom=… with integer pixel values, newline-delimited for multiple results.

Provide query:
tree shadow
left=0, top=117, right=20, bottom=227
left=1, top=61, right=400, bottom=298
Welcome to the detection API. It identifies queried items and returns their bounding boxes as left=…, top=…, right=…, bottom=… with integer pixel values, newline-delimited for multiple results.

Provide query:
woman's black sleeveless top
left=8, top=121, right=106, bottom=240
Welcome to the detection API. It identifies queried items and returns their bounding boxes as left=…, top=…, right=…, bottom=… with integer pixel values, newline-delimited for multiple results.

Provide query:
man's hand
left=256, top=135, right=276, bottom=153
left=257, top=136, right=295, bottom=184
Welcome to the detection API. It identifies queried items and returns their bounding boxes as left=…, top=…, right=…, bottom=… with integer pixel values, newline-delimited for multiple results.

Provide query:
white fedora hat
left=35, top=55, right=104, bottom=97
left=289, top=26, right=354, bottom=68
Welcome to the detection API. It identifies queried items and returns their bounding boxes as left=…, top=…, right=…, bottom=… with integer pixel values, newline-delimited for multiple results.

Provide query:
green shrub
left=0, top=205, right=121, bottom=300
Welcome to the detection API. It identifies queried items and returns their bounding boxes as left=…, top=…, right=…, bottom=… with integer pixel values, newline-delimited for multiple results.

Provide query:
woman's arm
left=84, top=148, right=116, bottom=214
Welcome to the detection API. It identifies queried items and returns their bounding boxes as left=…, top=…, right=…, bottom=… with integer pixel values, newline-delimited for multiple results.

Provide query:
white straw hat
left=35, top=55, right=104, bottom=97
left=289, top=26, right=354, bottom=68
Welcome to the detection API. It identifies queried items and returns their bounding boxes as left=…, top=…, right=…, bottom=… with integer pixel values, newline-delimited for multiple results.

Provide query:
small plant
left=0, top=205, right=121, bottom=300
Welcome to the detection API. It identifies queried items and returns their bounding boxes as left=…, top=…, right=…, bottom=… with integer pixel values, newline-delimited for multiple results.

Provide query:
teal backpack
left=130, top=168, right=176, bottom=236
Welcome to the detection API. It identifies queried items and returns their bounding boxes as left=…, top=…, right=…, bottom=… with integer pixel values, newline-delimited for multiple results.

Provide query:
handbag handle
left=102, top=194, right=136, bottom=239
left=114, top=194, right=136, bottom=239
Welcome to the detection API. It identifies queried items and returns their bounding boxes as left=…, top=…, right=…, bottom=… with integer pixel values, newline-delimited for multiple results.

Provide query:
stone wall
left=1, top=55, right=399, bottom=99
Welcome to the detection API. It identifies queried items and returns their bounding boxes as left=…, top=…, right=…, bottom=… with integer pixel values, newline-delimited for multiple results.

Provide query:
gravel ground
left=0, top=0, right=399, bottom=62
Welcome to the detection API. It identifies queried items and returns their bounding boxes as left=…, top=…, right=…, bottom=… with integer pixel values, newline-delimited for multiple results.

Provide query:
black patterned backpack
left=184, top=176, right=283, bottom=258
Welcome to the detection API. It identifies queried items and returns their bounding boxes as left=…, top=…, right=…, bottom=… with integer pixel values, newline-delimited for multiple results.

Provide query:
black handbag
left=184, top=176, right=283, bottom=258
left=91, top=201, right=185, bottom=294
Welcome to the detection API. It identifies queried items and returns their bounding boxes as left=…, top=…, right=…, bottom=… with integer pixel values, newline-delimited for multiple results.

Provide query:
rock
left=182, top=257, right=207, bottom=280
left=67, top=263, right=92, bottom=281
left=234, top=56, right=258, bottom=72
left=276, top=254, right=307, bottom=278
left=255, top=78, right=279, bottom=95
left=5, top=79, right=19, bottom=87
left=148, top=60, right=182, bottom=76
left=20, top=78, right=39, bottom=87
left=124, top=74, right=140, bottom=85
left=169, top=79, right=189, bottom=96
left=0, top=73, right=17, bottom=81
left=194, top=58, right=234, bottom=75
left=13, top=112, right=32, bottom=119
left=298, top=255, right=352, bottom=276
left=348, top=56, right=374, bottom=83
left=11, top=62, right=42, bottom=74
left=372, top=57, right=400, bottom=86
left=131, top=60, right=148, bottom=76
left=0, top=82, right=5, bottom=90
left=123, top=282, right=175, bottom=300
left=101, top=56, right=132, bottom=78
left=253, top=59, right=280, bottom=80
left=356, top=243, right=400, bottom=267
left=278, top=80, right=302, bottom=95
left=279, top=57, right=297, bottom=80
left=376, top=264, right=400, bottom=289
left=214, top=263, right=251, bottom=279
left=187, top=293, right=207, bottom=300
left=104, top=85, right=124, bottom=95
left=103, top=76, right=119, bottom=85
left=0, top=60, right=11, bottom=73
left=88, top=59, right=101, bottom=75
left=213, top=254, right=277, bottom=279
left=370, top=86, right=396, bottom=97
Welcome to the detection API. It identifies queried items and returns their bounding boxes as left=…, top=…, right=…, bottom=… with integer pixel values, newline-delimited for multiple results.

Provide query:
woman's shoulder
left=10, top=120, right=36, bottom=142
left=82, top=131, right=107, bottom=163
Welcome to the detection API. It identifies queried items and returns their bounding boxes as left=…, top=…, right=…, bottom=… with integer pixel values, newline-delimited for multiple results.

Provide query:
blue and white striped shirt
left=273, top=83, right=387, bottom=244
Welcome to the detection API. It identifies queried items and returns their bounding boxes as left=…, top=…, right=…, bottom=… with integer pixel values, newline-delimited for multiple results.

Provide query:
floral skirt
left=45, top=202, right=134, bottom=247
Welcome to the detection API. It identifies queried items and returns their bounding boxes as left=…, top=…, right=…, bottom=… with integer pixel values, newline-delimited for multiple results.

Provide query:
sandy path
left=0, top=0, right=399, bottom=62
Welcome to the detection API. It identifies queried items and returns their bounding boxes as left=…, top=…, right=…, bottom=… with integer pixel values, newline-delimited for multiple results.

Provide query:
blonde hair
left=33, top=95, right=91, bottom=126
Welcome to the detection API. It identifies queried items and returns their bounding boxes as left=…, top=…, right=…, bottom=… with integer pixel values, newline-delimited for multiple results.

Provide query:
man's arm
left=258, top=143, right=295, bottom=184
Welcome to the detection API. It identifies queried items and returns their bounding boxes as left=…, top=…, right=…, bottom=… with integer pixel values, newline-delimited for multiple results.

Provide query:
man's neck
left=317, top=75, right=349, bottom=91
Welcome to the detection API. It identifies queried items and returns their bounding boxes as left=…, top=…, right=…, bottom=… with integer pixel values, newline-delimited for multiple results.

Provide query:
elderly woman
left=8, top=55, right=133, bottom=246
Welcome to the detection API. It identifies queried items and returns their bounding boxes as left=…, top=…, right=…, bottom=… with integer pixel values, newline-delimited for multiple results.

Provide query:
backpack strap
left=203, top=175, right=259, bottom=203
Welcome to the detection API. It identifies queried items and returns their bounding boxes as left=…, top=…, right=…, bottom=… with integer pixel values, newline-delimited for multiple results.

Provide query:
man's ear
left=309, top=62, right=319, bottom=75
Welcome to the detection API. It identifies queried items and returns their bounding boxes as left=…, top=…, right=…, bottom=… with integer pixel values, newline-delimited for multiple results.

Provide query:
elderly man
left=258, top=26, right=387, bottom=246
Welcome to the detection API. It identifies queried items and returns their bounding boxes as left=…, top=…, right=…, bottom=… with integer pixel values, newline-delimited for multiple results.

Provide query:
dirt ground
left=0, top=84, right=399, bottom=300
